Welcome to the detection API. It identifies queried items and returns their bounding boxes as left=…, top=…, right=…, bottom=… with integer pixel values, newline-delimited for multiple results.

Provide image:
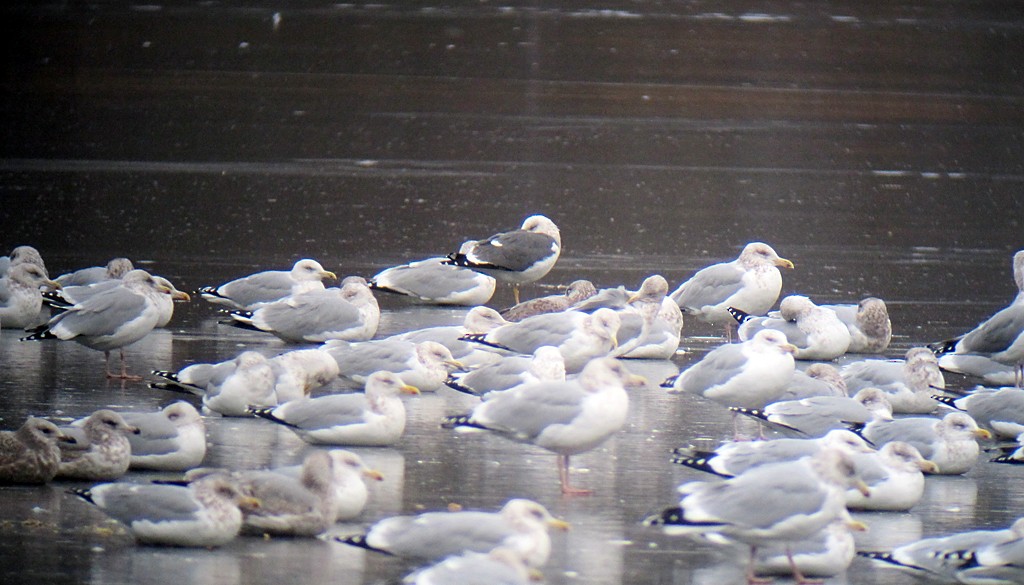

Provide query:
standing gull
left=442, top=357, right=641, bottom=495
left=250, top=371, right=420, bottom=446
left=444, top=215, right=562, bottom=304
left=670, top=242, right=794, bottom=336
left=198, top=258, right=337, bottom=311
left=369, top=256, right=496, bottom=306
left=123, top=401, right=207, bottom=472
left=0, top=263, right=61, bottom=329
left=21, top=269, right=173, bottom=379
left=68, top=475, right=261, bottom=547
left=335, top=498, right=569, bottom=568
left=58, top=409, right=140, bottom=481
left=0, top=417, right=72, bottom=484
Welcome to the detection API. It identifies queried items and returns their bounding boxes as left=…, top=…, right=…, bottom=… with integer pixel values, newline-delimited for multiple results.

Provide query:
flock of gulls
left=2, top=215, right=1024, bottom=584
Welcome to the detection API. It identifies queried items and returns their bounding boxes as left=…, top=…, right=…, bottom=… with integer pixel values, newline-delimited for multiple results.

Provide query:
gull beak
left=362, top=469, right=385, bottom=482
left=547, top=518, right=571, bottom=532
left=172, top=290, right=192, bottom=302
left=847, top=519, right=869, bottom=532
left=57, top=430, right=77, bottom=445
left=45, top=279, right=62, bottom=291
left=974, top=428, right=993, bottom=440
left=854, top=479, right=871, bottom=498
left=128, top=425, right=141, bottom=435
left=918, top=459, right=940, bottom=474
left=776, top=258, right=795, bottom=270
left=783, top=343, right=799, bottom=355
left=321, top=270, right=338, bottom=281
left=401, top=384, right=421, bottom=396
left=446, top=359, right=467, bottom=372
left=239, top=496, right=262, bottom=511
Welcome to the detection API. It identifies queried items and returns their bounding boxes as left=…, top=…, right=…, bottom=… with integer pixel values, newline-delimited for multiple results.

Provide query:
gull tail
left=248, top=407, right=298, bottom=428
left=458, top=333, right=512, bottom=352
left=333, top=534, right=393, bottom=555
left=670, top=453, right=732, bottom=478
left=931, top=395, right=963, bottom=410
left=443, top=375, right=481, bottom=397
left=726, top=306, right=752, bottom=324
left=20, top=326, right=56, bottom=342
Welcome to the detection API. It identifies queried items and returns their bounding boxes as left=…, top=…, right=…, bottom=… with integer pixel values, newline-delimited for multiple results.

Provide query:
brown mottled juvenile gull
left=370, top=257, right=496, bottom=306
left=0, top=417, right=72, bottom=484
left=335, top=498, right=569, bottom=568
left=733, top=295, right=851, bottom=361
left=0, top=263, right=61, bottom=329
left=198, top=258, right=337, bottom=311
left=669, top=242, right=794, bottom=334
left=68, top=475, right=261, bottom=547
left=250, top=371, right=420, bottom=446
left=442, top=357, right=641, bottom=495
left=662, top=329, right=797, bottom=412
left=821, top=297, right=892, bottom=353
left=275, top=449, right=383, bottom=521
left=445, top=345, right=566, bottom=398
left=931, top=250, right=1024, bottom=386
left=644, top=446, right=869, bottom=585
left=730, top=387, right=895, bottom=438
left=500, top=279, right=597, bottom=322
left=58, top=409, right=140, bottom=480
left=21, top=269, right=173, bottom=379
left=459, top=307, right=621, bottom=373
left=842, top=347, right=944, bottom=414
left=222, top=276, right=379, bottom=343
left=934, top=386, right=1024, bottom=440
left=858, top=411, right=992, bottom=475
left=123, top=401, right=207, bottom=472
left=444, top=215, right=562, bottom=304
left=325, top=339, right=464, bottom=392
left=0, top=245, right=47, bottom=277
left=54, top=257, right=134, bottom=287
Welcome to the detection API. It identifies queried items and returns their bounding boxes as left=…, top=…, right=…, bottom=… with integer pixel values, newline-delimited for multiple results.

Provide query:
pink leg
left=745, top=546, right=773, bottom=584
left=787, top=545, right=823, bottom=584
left=558, top=455, right=592, bottom=496
left=106, top=349, right=142, bottom=381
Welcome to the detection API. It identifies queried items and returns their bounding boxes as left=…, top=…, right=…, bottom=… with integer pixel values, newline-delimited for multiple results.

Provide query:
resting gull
left=0, top=245, right=47, bottom=278
left=198, top=258, right=337, bottom=311
left=268, top=348, right=341, bottom=402
left=250, top=371, right=420, bottom=446
left=68, top=475, right=261, bottom=547
left=645, top=446, right=869, bottom=584
left=325, top=339, right=464, bottom=392
left=335, top=498, right=569, bottom=567
left=123, top=401, right=207, bottom=472
left=369, top=256, right=496, bottom=306
left=500, top=279, right=597, bottom=322
left=857, top=411, right=991, bottom=475
left=445, top=345, right=566, bottom=398
left=775, top=363, right=847, bottom=402
left=733, top=295, right=851, bottom=361
left=444, top=215, right=562, bottom=304
left=843, top=441, right=937, bottom=511
left=387, top=306, right=508, bottom=368
left=752, top=519, right=857, bottom=580
left=842, top=347, right=944, bottom=414
left=934, top=386, right=1024, bottom=440
left=730, top=387, right=894, bottom=438
left=442, top=357, right=641, bottom=495
left=222, top=276, right=379, bottom=343
left=669, top=242, right=794, bottom=336
left=58, top=409, right=140, bottom=480
left=275, top=449, right=383, bottom=521
left=403, top=547, right=532, bottom=585
left=821, top=297, right=892, bottom=353
left=54, top=257, right=134, bottom=287
left=21, top=269, right=173, bottom=379
left=1, top=264, right=61, bottom=329
left=0, top=417, right=72, bottom=484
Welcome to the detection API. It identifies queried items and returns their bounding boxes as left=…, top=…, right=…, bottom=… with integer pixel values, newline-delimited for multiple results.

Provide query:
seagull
left=122, top=401, right=207, bottom=472
left=733, top=295, right=851, bottom=361
left=774, top=363, right=847, bottom=402
left=670, top=242, right=794, bottom=337
left=820, top=296, right=892, bottom=353
left=335, top=498, right=569, bottom=568
left=0, top=417, right=73, bottom=484
left=54, top=257, right=134, bottom=287
left=857, top=411, right=992, bottom=475
left=369, top=256, right=496, bottom=306
left=58, top=409, right=140, bottom=481
left=442, top=357, right=641, bottom=495
left=402, top=547, right=533, bottom=585
left=842, top=347, right=944, bottom=414
left=500, top=279, right=597, bottom=322
left=325, top=339, right=464, bottom=392
left=274, top=449, right=384, bottom=521
left=267, top=348, right=341, bottom=402
left=21, top=269, right=173, bottom=379
left=934, top=386, right=1024, bottom=440
left=1, top=263, right=61, bottom=329
left=151, top=350, right=278, bottom=416
left=68, top=475, right=261, bottom=547
left=198, top=258, right=337, bottom=311
left=387, top=305, right=509, bottom=368
left=445, top=345, right=566, bottom=398
left=250, top=371, right=420, bottom=446
left=0, top=245, right=47, bottom=278
left=444, top=215, right=562, bottom=304
left=730, top=387, right=894, bottom=438
left=843, top=441, right=938, bottom=511
left=645, top=446, right=869, bottom=585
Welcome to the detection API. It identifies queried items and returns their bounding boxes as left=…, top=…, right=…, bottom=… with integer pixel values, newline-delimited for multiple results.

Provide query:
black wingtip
left=248, top=406, right=297, bottom=428
left=457, top=333, right=511, bottom=351
left=20, top=327, right=56, bottom=342
left=928, top=338, right=961, bottom=356
left=932, top=394, right=961, bottom=409
left=726, top=306, right=751, bottom=324
left=659, top=374, right=679, bottom=389
left=669, top=454, right=731, bottom=478
left=443, top=376, right=480, bottom=397
left=990, top=454, right=1024, bottom=464
left=66, top=487, right=95, bottom=504
left=332, top=534, right=392, bottom=555
left=441, top=414, right=486, bottom=430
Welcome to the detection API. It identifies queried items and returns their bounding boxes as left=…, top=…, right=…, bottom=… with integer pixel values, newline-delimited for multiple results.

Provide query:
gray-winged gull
left=444, top=215, right=562, bottom=304
left=222, top=276, right=379, bottom=343
left=935, top=386, right=1024, bottom=440
left=250, top=371, right=420, bottom=446
left=325, top=339, right=464, bottom=392
left=843, top=441, right=937, bottom=511
left=730, top=387, right=894, bottom=438
left=198, top=258, right=337, bottom=311
left=733, top=295, right=851, bottom=361
left=268, top=348, right=341, bottom=402
left=123, top=401, right=207, bottom=472
left=403, top=547, right=532, bottom=585
left=500, top=279, right=597, bottom=322
left=68, top=475, right=261, bottom=547
left=58, top=409, right=140, bottom=480
left=54, top=257, right=134, bottom=287
left=21, top=269, right=173, bottom=379
left=442, top=357, right=641, bottom=495
left=752, top=519, right=857, bottom=579
left=821, top=297, right=892, bottom=353
left=775, top=363, right=847, bottom=402
left=179, top=350, right=279, bottom=417
left=842, top=347, right=944, bottom=414
left=445, top=345, right=566, bottom=398
left=335, top=498, right=569, bottom=567
left=858, top=411, right=991, bottom=475
left=459, top=307, right=621, bottom=373
left=370, top=257, right=496, bottom=306
left=0, top=417, right=72, bottom=484
left=606, top=274, right=683, bottom=360
left=645, top=446, right=869, bottom=584
left=275, top=449, right=383, bottom=521
left=1, top=264, right=61, bottom=329
left=669, top=242, right=794, bottom=336
left=387, top=306, right=508, bottom=368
